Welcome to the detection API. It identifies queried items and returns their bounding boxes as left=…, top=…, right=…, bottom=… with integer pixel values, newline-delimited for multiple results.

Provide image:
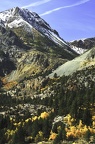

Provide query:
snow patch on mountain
left=8, top=18, right=33, bottom=32
left=70, top=38, right=86, bottom=43
left=70, top=45, right=87, bottom=54
left=0, top=7, right=72, bottom=49
left=49, top=31, right=68, bottom=46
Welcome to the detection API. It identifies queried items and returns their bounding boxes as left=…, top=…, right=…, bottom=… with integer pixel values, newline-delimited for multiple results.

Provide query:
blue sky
left=0, top=0, right=95, bottom=41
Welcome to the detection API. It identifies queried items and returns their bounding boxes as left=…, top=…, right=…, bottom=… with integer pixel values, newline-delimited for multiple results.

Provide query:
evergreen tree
left=12, top=124, right=26, bottom=144
left=70, top=99, right=78, bottom=118
left=32, top=119, right=39, bottom=138
left=91, top=89, right=95, bottom=106
left=42, top=118, right=50, bottom=138
left=82, top=108, right=92, bottom=126
left=53, top=134, right=61, bottom=144
left=84, top=129, right=91, bottom=142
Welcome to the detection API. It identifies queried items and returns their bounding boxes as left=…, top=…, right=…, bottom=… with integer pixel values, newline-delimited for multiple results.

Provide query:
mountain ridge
left=0, top=7, right=78, bottom=55
left=0, top=7, right=66, bottom=45
left=0, top=6, right=95, bottom=144
left=49, top=46, right=95, bottom=77
left=70, top=37, right=95, bottom=54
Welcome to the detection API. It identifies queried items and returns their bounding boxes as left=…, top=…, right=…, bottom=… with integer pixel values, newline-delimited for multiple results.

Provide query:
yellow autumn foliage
left=92, top=115, right=95, bottom=121
left=49, top=132, right=57, bottom=140
left=64, top=114, right=95, bottom=139
left=38, top=131, right=43, bottom=137
left=25, top=118, right=32, bottom=123
left=7, top=113, right=95, bottom=141
left=40, top=111, right=49, bottom=119
left=92, top=121, right=95, bottom=128
left=35, top=131, right=44, bottom=142
left=64, top=114, right=75, bottom=126
left=5, top=129, right=16, bottom=139
left=40, top=86, right=48, bottom=92
left=78, top=120, right=83, bottom=129
left=13, top=122, right=21, bottom=127
left=3, top=81, right=17, bottom=90
left=10, top=117, right=13, bottom=121
left=32, top=116, right=38, bottom=121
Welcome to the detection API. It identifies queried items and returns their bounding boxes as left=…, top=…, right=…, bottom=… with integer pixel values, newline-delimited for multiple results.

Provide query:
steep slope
left=0, top=7, right=79, bottom=82
left=0, top=25, right=65, bottom=81
left=0, top=7, right=77, bottom=58
left=0, top=25, right=29, bottom=51
left=6, top=50, right=66, bottom=82
left=0, top=18, right=5, bottom=27
left=0, top=7, right=95, bottom=144
left=0, top=25, right=31, bottom=76
left=0, top=50, right=16, bottom=76
left=0, top=7, right=66, bottom=46
left=49, top=47, right=95, bottom=77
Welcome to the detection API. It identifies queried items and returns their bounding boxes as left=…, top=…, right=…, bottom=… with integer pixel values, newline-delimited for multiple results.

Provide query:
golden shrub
left=40, top=111, right=49, bottom=119
left=49, top=132, right=57, bottom=140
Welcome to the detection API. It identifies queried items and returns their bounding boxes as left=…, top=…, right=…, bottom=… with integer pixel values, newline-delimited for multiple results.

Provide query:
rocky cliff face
left=70, top=37, right=95, bottom=49
left=0, top=7, right=95, bottom=144
left=0, top=50, right=16, bottom=76
left=0, top=7, right=77, bottom=56
left=0, top=7, right=79, bottom=81
left=0, top=25, right=31, bottom=76
left=69, top=37, right=95, bottom=54
left=0, top=7, right=63, bottom=42
left=0, top=23, right=69, bottom=81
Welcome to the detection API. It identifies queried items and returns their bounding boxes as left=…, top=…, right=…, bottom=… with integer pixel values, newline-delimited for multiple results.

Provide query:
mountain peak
left=0, top=7, right=78, bottom=55
left=11, top=6, right=21, bottom=14
left=0, top=7, right=50, bottom=28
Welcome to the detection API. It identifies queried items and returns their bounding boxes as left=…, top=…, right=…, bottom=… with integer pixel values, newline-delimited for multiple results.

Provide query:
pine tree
left=84, top=129, right=91, bottom=142
left=12, top=124, right=26, bottom=144
left=82, top=108, right=92, bottom=126
left=32, top=119, right=39, bottom=138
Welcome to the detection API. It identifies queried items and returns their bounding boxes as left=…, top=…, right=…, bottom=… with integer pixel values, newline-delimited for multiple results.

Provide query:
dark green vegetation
left=0, top=7, right=95, bottom=143
left=0, top=24, right=77, bottom=79
left=0, top=65, right=95, bottom=143
left=0, top=24, right=95, bottom=143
